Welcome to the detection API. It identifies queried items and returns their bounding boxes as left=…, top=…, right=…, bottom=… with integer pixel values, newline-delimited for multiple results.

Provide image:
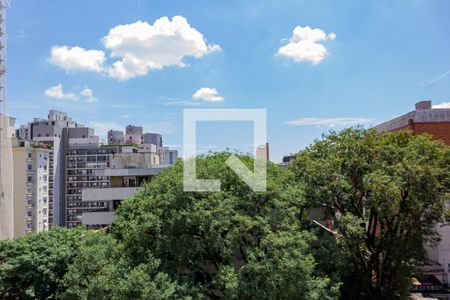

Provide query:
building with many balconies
left=12, top=141, right=51, bottom=237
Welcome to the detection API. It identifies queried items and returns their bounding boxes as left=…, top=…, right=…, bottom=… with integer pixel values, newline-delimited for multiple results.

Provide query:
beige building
left=13, top=142, right=50, bottom=237
left=0, top=115, right=15, bottom=240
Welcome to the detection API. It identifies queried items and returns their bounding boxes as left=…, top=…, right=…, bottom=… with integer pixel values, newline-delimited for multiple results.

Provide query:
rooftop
left=374, top=101, right=450, bottom=132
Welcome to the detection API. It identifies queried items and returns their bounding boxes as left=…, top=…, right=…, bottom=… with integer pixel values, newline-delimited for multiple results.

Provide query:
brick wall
left=390, top=121, right=450, bottom=145
left=414, top=122, right=450, bottom=145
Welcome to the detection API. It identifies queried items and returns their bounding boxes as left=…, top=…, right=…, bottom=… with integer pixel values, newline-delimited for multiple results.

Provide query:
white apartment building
left=12, top=142, right=50, bottom=236
left=27, top=110, right=84, bottom=226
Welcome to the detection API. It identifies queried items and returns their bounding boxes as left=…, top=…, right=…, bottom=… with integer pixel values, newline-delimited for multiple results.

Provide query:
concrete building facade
left=125, top=125, right=144, bottom=144
left=144, top=133, right=163, bottom=149
left=66, top=143, right=166, bottom=228
left=81, top=157, right=168, bottom=228
left=0, top=0, right=16, bottom=240
left=27, top=110, right=84, bottom=226
left=12, top=142, right=50, bottom=237
left=159, top=147, right=178, bottom=165
left=108, top=130, right=124, bottom=144
left=0, top=115, right=15, bottom=239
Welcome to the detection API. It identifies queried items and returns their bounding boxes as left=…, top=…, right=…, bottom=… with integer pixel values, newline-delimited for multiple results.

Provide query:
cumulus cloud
left=80, top=88, right=98, bottom=103
left=49, top=46, right=106, bottom=72
left=44, top=84, right=78, bottom=100
left=192, top=87, right=224, bottom=102
left=433, top=102, right=450, bottom=109
left=285, top=117, right=373, bottom=127
left=102, top=16, right=221, bottom=80
left=276, top=25, right=336, bottom=64
left=49, top=17, right=220, bottom=80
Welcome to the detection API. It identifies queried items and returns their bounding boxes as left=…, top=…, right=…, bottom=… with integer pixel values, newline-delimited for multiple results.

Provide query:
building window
left=27, top=164, right=32, bottom=171
left=27, top=176, right=33, bottom=183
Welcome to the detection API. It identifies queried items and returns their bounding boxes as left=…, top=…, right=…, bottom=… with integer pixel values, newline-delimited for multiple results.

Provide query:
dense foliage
left=0, top=228, right=83, bottom=299
left=0, top=129, right=448, bottom=299
left=291, top=129, right=450, bottom=299
left=112, top=153, right=337, bottom=299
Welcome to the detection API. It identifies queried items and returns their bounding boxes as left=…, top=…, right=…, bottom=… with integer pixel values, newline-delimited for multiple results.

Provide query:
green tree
left=291, top=128, right=450, bottom=299
left=0, top=227, right=83, bottom=299
left=113, top=152, right=337, bottom=299
left=59, top=231, right=184, bottom=300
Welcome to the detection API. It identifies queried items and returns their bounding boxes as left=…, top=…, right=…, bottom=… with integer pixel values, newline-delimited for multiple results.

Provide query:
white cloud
left=102, top=16, right=221, bottom=80
left=164, top=100, right=204, bottom=106
left=276, top=25, right=336, bottom=64
left=192, top=87, right=224, bottom=102
left=418, top=70, right=450, bottom=86
left=49, top=46, right=106, bottom=72
left=433, top=102, right=450, bottom=109
left=80, top=88, right=98, bottom=103
left=44, top=84, right=78, bottom=100
left=285, top=117, right=374, bottom=127
left=160, top=97, right=202, bottom=106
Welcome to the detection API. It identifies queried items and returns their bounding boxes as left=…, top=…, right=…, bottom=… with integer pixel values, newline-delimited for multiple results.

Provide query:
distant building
left=280, top=154, right=296, bottom=167
left=256, top=143, right=270, bottom=161
left=12, top=141, right=50, bottom=237
left=16, top=124, right=29, bottom=140
left=375, top=100, right=450, bottom=145
left=138, top=143, right=157, bottom=153
left=159, top=147, right=178, bottom=165
left=107, top=130, right=124, bottom=145
left=144, top=133, right=163, bottom=149
left=65, top=144, right=116, bottom=228
left=68, top=144, right=165, bottom=228
left=27, top=110, right=83, bottom=226
left=125, top=125, right=144, bottom=144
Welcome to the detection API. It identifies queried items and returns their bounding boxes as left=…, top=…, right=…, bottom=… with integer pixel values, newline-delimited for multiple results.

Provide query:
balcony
left=82, top=187, right=139, bottom=201
left=82, top=211, right=114, bottom=226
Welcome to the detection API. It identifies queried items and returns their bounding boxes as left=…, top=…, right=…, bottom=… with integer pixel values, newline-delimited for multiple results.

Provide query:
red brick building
left=375, top=101, right=450, bottom=145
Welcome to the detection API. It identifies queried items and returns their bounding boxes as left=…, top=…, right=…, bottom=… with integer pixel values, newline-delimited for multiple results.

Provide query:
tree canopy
left=291, top=128, right=450, bottom=299
left=113, top=152, right=337, bottom=299
left=0, top=228, right=83, bottom=299
left=1, top=130, right=448, bottom=299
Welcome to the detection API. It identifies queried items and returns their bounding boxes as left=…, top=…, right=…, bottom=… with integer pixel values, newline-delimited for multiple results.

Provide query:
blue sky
left=6, top=0, right=450, bottom=161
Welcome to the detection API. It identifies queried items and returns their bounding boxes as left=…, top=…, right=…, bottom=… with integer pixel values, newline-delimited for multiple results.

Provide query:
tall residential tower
left=0, top=0, right=15, bottom=240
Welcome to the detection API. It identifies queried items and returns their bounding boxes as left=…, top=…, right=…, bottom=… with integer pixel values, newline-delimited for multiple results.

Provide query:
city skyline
left=7, top=0, right=450, bottom=161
